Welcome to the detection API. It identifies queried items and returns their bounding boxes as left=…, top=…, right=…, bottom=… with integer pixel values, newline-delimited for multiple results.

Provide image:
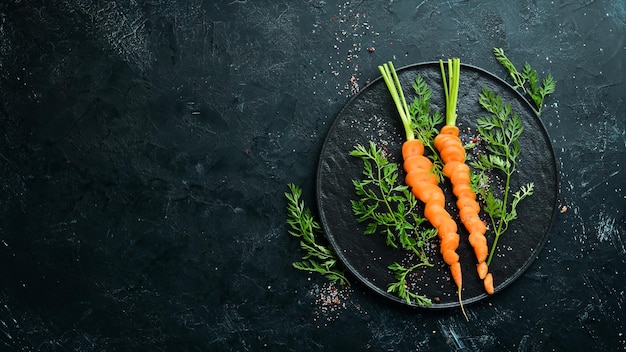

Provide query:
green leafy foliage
left=493, top=48, right=556, bottom=115
left=409, top=75, right=445, bottom=181
left=387, top=263, right=433, bottom=306
left=474, top=87, right=522, bottom=173
left=285, top=184, right=348, bottom=285
left=470, top=88, right=535, bottom=265
left=350, top=142, right=435, bottom=306
left=350, top=142, right=436, bottom=257
left=410, top=75, right=444, bottom=143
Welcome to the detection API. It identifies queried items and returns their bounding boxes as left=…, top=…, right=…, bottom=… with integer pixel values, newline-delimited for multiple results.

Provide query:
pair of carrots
left=378, top=59, right=494, bottom=318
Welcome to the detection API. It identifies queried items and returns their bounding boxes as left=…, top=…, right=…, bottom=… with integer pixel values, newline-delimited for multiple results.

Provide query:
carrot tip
left=484, top=273, right=495, bottom=295
left=458, top=285, right=468, bottom=321
left=476, top=262, right=488, bottom=280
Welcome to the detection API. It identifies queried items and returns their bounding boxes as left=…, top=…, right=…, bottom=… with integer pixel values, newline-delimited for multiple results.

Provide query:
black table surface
left=1, top=1, right=624, bottom=351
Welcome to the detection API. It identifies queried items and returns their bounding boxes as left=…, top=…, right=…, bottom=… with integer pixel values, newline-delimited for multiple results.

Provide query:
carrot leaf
left=350, top=142, right=436, bottom=306
left=286, top=184, right=349, bottom=285
left=493, top=47, right=556, bottom=115
left=387, top=262, right=433, bottom=306
left=470, top=88, right=535, bottom=266
left=494, top=48, right=527, bottom=90
left=409, top=74, right=445, bottom=181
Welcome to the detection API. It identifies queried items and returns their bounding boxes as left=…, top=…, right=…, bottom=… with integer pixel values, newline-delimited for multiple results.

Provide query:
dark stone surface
left=0, top=0, right=624, bottom=350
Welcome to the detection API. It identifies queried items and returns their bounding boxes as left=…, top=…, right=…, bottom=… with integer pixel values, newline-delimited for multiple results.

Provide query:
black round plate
left=316, top=62, right=558, bottom=308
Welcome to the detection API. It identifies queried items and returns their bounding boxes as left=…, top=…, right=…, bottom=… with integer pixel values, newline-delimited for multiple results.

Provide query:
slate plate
left=316, top=62, right=558, bottom=308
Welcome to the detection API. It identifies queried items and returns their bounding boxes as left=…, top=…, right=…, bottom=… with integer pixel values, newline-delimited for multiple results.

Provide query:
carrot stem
left=486, top=169, right=512, bottom=265
left=439, top=58, right=460, bottom=126
left=378, top=62, right=415, bottom=141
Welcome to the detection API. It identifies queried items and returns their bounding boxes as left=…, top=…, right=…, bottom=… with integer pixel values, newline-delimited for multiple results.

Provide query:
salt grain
left=312, top=282, right=362, bottom=326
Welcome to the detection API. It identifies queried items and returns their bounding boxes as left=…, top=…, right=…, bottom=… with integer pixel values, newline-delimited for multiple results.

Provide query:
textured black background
left=0, top=0, right=624, bottom=351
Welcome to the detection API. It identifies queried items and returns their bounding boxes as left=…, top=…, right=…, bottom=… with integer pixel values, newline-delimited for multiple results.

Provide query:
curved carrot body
left=434, top=125, right=494, bottom=294
left=402, top=139, right=463, bottom=290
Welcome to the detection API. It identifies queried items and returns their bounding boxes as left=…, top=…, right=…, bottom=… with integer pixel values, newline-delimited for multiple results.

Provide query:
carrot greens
left=493, top=48, right=556, bottom=115
left=351, top=142, right=437, bottom=257
left=409, top=75, right=445, bottom=181
left=387, top=262, right=433, bottom=306
left=350, top=142, right=435, bottom=306
left=410, top=75, right=444, bottom=144
left=286, top=184, right=348, bottom=285
left=470, top=88, right=535, bottom=266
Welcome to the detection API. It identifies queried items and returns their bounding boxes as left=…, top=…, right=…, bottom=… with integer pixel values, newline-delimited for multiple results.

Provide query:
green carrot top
left=439, top=58, right=461, bottom=127
left=378, top=61, right=414, bottom=141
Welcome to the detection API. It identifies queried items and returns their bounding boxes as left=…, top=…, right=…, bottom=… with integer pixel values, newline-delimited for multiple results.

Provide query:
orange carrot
left=403, top=138, right=466, bottom=317
left=405, top=168, right=439, bottom=186
left=378, top=62, right=468, bottom=320
left=402, top=138, right=424, bottom=157
left=438, top=58, right=494, bottom=294
left=477, top=262, right=488, bottom=280
left=403, top=155, right=432, bottom=173
left=483, top=273, right=494, bottom=295
left=449, top=262, right=462, bottom=289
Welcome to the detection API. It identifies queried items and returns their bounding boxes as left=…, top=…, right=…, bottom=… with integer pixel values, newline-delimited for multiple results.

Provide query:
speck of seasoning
left=312, top=282, right=363, bottom=327
left=367, top=46, right=375, bottom=52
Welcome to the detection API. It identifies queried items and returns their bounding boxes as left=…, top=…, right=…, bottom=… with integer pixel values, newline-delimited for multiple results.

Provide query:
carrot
left=405, top=168, right=439, bottom=186
left=477, top=262, right=488, bottom=280
left=438, top=58, right=494, bottom=294
left=402, top=138, right=424, bottom=156
left=483, top=273, right=494, bottom=295
left=450, top=262, right=462, bottom=289
left=378, top=61, right=468, bottom=320
left=403, top=155, right=432, bottom=173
